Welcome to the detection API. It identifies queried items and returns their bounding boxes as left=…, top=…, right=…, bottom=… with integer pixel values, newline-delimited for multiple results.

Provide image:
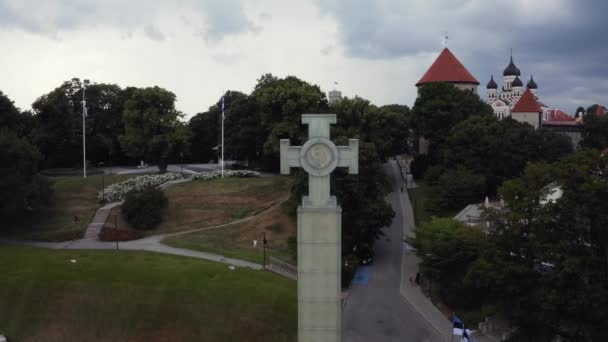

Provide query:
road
left=341, top=160, right=446, bottom=342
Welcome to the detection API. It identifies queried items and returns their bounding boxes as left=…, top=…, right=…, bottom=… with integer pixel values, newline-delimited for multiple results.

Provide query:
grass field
left=3, top=175, right=134, bottom=241
left=163, top=202, right=297, bottom=265
left=0, top=246, right=296, bottom=342
left=149, top=176, right=293, bottom=234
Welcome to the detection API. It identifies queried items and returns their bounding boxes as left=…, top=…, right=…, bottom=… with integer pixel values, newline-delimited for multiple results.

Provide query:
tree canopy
left=119, top=86, right=191, bottom=172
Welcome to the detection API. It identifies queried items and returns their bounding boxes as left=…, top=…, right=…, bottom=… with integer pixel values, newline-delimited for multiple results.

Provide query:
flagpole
left=82, top=81, right=87, bottom=179
left=221, top=96, right=225, bottom=178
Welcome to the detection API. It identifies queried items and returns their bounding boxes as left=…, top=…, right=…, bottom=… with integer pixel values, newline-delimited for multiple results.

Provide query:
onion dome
left=503, top=56, right=519, bottom=76
left=527, top=75, right=538, bottom=89
left=512, top=75, right=523, bottom=87
left=487, top=75, right=498, bottom=89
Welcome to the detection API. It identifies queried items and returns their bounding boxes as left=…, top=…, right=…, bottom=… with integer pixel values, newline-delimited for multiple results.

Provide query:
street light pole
left=82, top=79, right=90, bottom=178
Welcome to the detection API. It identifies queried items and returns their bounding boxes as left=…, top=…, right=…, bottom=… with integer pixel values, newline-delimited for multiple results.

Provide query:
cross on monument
left=280, top=114, right=358, bottom=207
left=280, top=114, right=358, bottom=342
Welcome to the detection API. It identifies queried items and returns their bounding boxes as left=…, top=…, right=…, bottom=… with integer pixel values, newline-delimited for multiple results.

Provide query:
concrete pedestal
left=297, top=201, right=341, bottom=342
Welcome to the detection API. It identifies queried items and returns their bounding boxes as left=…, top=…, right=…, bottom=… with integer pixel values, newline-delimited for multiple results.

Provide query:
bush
left=121, top=188, right=168, bottom=230
left=410, top=154, right=429, bottom=180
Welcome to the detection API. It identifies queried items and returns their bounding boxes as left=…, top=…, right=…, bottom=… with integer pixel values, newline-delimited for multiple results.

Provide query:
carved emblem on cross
left=280, top=114, right=358, bottom=208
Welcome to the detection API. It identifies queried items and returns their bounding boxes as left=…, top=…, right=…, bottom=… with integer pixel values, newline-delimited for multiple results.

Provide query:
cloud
left=0, top=0, right=255, bottom=42
left=315, top=0, right=608, bottom=113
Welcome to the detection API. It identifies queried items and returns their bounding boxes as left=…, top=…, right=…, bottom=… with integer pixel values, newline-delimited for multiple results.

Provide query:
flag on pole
left=453, top=315, right=464, bottom=336
left=221, top=96, right=225, bottom=120
left=82, top=100, right=88, bottom=117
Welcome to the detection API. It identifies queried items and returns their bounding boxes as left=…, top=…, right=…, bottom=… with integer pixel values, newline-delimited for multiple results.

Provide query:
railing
left=267, top=257, right=297, bottom=280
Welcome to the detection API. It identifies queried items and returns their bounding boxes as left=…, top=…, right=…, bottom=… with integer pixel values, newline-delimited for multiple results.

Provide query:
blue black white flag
left=453, top=315, right=464, bottom=336
left=462, top=327, right=471, bottom=342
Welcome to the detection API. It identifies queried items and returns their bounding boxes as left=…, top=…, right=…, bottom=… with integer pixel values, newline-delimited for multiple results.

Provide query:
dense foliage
left=581, top=111, right=608, bottom=149
left=410, top=85, right=572, bottom=214
left=416, top=149, right=608, bottom=340
left=119, top=86, right=191, bottom=172
left=122, top=187, right=168, bottom=230
left=0, top=91, right=52, bottom=222
left=410, top=83, right=493, bottom=159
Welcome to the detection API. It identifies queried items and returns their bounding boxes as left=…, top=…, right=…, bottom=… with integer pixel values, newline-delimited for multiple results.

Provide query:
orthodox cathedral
left=416, top=47, right=584, bottom=148
left=485, top=55, right=543, bottom=120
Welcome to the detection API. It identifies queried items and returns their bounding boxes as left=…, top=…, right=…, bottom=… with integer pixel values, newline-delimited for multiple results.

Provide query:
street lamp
left=82, top=79, right=90, bottom=178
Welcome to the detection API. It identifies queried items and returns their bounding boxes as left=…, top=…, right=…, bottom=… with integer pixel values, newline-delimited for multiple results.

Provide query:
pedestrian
left=252, top=240, right=258, bottom=248
left=408, top=274, right=414, bottom=287
left=415, top=272, right=421, bottom=285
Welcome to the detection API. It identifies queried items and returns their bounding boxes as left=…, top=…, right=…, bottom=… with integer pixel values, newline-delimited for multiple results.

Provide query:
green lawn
left=163, top=202, right=297, bottom=265
left=153, top=176, right=293, bottom=234
left=3, top=175, right=135, bottom=241
left=0, top=246, right=296, bottom=342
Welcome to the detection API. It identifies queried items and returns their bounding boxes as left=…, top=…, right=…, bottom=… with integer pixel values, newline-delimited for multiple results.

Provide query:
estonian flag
left=462, top=327, right=471, bottom=342
left=221, top=96, right=225, bottom=120
left=453, top=315, right=464, bottom=336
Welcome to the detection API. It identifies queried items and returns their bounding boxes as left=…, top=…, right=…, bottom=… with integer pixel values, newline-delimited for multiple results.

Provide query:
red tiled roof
left=545, top=109, right=575, bottom=122
left=416, top=48, right=480, bottom=86
left=512, top=89, right=542, bottom=113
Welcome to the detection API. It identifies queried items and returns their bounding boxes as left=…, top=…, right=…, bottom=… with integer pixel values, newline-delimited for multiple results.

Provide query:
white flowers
left=98, top=173, right=183, bottom=203
left=192, top=169, right=261, bottom=180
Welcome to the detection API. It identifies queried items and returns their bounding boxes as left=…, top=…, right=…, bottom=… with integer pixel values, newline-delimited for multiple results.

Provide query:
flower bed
left=98, top=173, right=183, bottom=203
left=192, top=169, right=261, bottom=181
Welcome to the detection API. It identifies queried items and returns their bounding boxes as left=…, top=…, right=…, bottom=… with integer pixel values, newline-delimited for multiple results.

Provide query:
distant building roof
left=512, top=89, right=542, bottom=113
left=546, top=109, right=575, bottom=122
left=416, top=48, right=479, bottom=86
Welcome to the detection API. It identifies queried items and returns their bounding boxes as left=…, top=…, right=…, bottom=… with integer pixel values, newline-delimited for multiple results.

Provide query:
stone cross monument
left=280, top=114, right=358, bottom=342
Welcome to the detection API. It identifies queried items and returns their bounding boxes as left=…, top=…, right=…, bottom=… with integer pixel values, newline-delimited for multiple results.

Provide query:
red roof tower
left=512, top=89, right=542, bottom=113
left=416, top=48, right=480, bottom=86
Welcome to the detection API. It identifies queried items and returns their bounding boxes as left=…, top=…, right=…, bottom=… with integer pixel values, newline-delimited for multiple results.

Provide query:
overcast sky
left=0, top=0, right=606, bottom=118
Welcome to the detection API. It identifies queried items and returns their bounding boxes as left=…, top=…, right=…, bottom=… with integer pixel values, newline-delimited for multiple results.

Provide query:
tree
left=581, top=112, right=608, bottom=149
left=414, top=217, right=486, bottom=308
left=119, top=86, right=191, bottom=172
left=442, top=116, right=572, bottom=193
left=425, top=166, right=486, bottom=213
left=472, top=151, right=608, bottom=339
left=410, top=82, right=493, bottom=159
left=0, top=129, right=52, bottom=222
left=31, top=79, right=131, bottom=168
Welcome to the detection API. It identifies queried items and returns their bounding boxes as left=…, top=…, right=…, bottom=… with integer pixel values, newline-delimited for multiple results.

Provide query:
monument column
left=280, top=114, right=358, bottom=342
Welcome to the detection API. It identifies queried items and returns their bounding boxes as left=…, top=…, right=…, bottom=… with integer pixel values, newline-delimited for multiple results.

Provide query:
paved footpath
left=1, top=236, right=262, bottom=270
